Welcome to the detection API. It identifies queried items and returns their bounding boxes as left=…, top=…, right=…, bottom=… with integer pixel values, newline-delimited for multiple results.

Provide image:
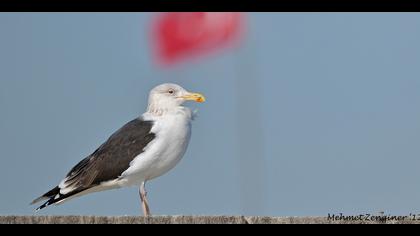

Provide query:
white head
left=147, top=83, right=205, bottom=115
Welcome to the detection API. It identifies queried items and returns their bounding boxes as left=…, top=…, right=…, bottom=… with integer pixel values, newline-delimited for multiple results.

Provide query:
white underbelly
left=120, top=114, right=192, bottom=186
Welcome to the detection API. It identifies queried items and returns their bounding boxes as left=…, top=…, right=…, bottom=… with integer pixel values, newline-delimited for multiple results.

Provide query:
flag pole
left=235, top=16, right=265, bottom=215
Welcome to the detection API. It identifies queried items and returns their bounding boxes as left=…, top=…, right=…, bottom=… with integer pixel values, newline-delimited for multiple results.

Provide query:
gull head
left=147, top=83, right=205, bottom=114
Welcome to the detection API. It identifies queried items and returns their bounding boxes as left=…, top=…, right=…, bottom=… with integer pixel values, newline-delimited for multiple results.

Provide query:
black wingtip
left=32, top=186, right=61, bottom=211
left=30, top=196, right=47, bottom=206
left=35, top=201, right=49, bottom=211
left=34, top=196, right=55, bottom=211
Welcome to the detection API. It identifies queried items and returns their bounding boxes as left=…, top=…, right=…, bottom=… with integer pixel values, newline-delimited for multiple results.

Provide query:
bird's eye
left=168, top=89, right=175, bottom=94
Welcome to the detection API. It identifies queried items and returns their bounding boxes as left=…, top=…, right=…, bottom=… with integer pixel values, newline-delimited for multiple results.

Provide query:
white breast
left=119, top=107, right=193, bottom=187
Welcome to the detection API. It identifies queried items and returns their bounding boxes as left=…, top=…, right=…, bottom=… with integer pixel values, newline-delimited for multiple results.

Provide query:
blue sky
left=1, top=13, right=420, bottom=217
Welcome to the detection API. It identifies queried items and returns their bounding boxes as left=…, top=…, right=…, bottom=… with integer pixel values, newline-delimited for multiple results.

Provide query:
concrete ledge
left=1, top=216, right=420, bottom=224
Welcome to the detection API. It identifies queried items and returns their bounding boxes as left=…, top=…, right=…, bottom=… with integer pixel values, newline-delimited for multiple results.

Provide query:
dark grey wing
left=64, top=118, right=155, bottom=187
left=32, top=117, right=156, bottom=210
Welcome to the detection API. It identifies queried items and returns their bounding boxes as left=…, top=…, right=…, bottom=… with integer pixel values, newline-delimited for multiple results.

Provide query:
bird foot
left=140, top=183, right=151, bottom=217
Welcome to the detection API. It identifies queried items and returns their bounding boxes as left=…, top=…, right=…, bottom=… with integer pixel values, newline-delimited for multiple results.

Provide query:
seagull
left=31, top=83, right=205, bottom=216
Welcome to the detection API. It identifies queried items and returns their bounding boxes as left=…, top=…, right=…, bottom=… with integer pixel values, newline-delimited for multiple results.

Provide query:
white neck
left=147, top=103, right=174, bottom=115
left=147, top=104, right=190, bottom=116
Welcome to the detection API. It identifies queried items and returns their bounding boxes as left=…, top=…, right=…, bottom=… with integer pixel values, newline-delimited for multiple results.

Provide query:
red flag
left=152, top=12, right=244, bottom=66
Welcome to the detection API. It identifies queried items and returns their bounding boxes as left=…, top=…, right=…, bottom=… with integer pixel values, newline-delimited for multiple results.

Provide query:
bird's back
left=32, top=117, right=156, bottom=210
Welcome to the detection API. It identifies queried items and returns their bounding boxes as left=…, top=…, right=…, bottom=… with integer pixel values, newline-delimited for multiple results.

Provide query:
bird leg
left=139, top=181, right=151, bottom=217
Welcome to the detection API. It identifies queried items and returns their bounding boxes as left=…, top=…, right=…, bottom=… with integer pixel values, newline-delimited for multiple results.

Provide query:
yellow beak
left=180, top=92, right=206, bottom=103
